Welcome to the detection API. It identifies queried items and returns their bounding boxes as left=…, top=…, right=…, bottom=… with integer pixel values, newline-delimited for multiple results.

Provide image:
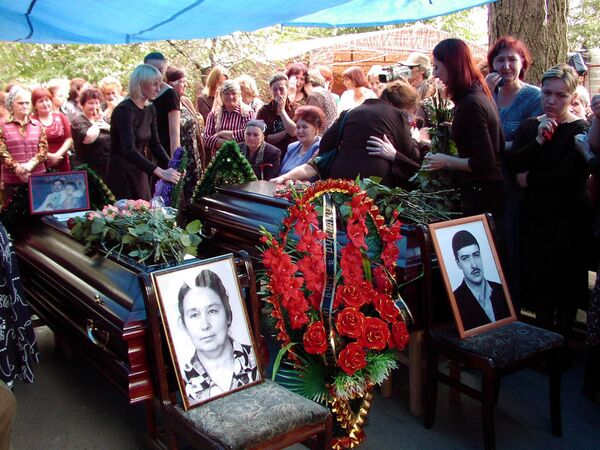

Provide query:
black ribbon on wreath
left=320, top=193, right=339, bottom=366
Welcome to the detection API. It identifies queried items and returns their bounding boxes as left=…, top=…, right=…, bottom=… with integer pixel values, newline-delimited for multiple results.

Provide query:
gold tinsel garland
left=329, top=385, right=374, bottom=449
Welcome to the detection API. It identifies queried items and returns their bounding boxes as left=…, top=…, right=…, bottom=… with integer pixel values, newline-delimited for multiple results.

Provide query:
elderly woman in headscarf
left=0, top=86, right=48, bottom=201
left=202, top=80, right=255, bottom=160
left=239, top=119, right=280, bottom=180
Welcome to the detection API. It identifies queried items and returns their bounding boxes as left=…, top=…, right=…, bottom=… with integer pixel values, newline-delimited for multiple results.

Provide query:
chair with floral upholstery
left=418, top=220, right=564, bottom=450
left=144, top=251, right=332, bottom=450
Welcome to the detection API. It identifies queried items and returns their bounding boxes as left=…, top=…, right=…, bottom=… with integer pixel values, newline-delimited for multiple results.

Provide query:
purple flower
left=154, top=147, right=184, bottom=206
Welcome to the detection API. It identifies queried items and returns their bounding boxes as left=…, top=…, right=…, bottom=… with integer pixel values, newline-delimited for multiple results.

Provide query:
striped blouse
left=203, top=105, right=255, bottom=154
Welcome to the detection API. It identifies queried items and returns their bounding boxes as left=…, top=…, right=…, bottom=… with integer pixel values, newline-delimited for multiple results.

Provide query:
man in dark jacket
left=452, top=230, right=511, bottom=331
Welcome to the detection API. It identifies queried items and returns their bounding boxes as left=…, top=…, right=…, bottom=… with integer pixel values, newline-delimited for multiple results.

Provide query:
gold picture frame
left=151, top=254, right=262, bottom=410
left=428, top=215, right=517, bottom=338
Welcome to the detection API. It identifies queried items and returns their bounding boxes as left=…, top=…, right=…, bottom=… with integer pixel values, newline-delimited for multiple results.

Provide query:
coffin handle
left=86, top=319, right=109, bottom=349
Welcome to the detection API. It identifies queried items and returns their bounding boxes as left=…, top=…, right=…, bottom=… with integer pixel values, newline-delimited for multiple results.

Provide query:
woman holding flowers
left=424, top=38, right=504, bottom=223
left=107, top=64, right=182, bottom=201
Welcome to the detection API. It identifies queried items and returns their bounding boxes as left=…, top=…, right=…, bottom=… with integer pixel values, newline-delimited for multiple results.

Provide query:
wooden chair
left=418, top=222, right=564, bottom=450
left=144, top=251, right=332, bottom=450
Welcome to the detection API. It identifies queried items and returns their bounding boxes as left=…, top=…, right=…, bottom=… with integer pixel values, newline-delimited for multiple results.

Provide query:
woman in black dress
left=507, top=64, right=591, bottom=337
left=107, top=64, right=181, bottom=201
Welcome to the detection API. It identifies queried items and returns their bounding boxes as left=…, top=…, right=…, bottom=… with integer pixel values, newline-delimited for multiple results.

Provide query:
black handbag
left=313, top=110, right=351, bottom=179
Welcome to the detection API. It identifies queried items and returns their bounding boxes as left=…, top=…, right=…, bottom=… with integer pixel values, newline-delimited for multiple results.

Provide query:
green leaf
left=184, top=245, right=198, bottom=256
left=185, top=219, right=202, bottom=234
left=275, top=352, right=329, bottom=404
left=271, top=342, right=296, bottom=380
left=180, top=234, right=191, bottom=247
left=90, top=219, right=106, bottom=235
left=121, top=234, right=136, bottom=244
left=134, top=223, right=149, bottom=235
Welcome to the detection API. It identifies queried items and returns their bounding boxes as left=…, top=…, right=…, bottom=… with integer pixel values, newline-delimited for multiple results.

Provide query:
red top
left=32, top=112, right=72, bottom=172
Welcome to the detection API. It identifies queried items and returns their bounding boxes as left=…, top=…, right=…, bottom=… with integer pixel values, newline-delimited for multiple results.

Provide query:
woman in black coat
left=507, top=64, right=591, bottom=338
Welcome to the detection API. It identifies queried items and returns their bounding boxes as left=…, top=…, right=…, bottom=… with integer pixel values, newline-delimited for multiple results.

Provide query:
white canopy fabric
left=0, top=0, right=494, bottom=44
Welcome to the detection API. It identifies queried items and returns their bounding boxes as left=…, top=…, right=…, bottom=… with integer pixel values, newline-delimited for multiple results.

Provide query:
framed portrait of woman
left=428, top=215, right=517, bottom=338
left=151, top=254, right=262, bottom=410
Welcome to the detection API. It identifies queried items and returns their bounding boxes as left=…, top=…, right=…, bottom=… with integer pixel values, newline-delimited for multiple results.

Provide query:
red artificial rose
left=356, top=280, right=375, bottom=302
left=389, top=321, right=410, bottom=350
left=337, top=284, right=366, bottom=308
left=361, top=317, right=390, bottom=351
left=338, top=342, right=367, bottom=375
left=336, top=307, right=365, bottom=339
left=374, top=294, right=400, bottom=323
left=303, top=321, right=328, bottom=354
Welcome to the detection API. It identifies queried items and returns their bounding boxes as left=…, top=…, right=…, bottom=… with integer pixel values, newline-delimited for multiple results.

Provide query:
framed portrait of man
left=28, top=170, right=90, bottom=215
left=151, top=254, right=262, bottom=410
left=429, top=215, right=517, bottom=338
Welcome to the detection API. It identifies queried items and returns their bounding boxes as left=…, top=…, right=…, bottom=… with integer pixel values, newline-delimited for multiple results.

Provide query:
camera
left=378, top=64, right=412, bottom=83
left=568, top=52, right=588, bottom=77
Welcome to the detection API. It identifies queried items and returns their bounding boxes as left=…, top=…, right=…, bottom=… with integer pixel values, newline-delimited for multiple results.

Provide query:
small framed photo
left=28, top=170, right=90, bottom=215
left=151, top=254, right=261, bottom=410
left=428, top=215, right=516, bottom=338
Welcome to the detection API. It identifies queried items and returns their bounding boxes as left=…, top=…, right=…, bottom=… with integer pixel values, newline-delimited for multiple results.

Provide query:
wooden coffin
left=12, top=216, right=158, bottom=404
left=188, top=180, right=426, bottom=327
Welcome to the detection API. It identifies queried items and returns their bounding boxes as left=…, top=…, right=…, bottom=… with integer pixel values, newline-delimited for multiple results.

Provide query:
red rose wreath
left=260, top=179, right=410, bottom=448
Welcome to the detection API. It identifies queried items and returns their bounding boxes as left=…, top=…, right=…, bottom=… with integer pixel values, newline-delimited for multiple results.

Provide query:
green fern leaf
left=274, top=352, right=329, bottom=404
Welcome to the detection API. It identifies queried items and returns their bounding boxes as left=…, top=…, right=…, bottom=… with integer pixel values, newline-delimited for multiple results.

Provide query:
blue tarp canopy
left=0, top=0, right=494, bottom=44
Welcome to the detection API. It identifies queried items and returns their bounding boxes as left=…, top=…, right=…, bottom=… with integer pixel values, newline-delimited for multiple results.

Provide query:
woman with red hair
left=31, top=87, right=72, bottom=172
left=424, top=38, right=505, bottom=222
left=486, top=36, right=542, bottom=150
left=279, top=105, right=323, bottom=176
left=286, top=62, right=309, bottom=106
left=485, top=36, right=542, bottom=308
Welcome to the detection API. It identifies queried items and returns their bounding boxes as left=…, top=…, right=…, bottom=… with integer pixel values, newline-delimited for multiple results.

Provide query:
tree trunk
left=488, top=0, right=569, bottom=84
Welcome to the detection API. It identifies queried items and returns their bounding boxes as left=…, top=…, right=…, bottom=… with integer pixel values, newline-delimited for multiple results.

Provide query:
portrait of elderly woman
left=151, top=256, right=260, bottom=409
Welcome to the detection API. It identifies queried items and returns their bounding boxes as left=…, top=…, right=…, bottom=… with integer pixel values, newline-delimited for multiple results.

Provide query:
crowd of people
left=1, top=39, right=600, bottom=399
